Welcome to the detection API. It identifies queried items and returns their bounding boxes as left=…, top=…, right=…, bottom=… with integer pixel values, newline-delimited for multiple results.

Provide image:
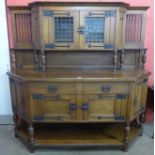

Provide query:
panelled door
left=82, top=94, right=127, bottom=122
left=31, top=94, right=77, bottom=122
left=10, top=79, right=26, bottom=118
left=79, top=10, right=116, bottom=50
left=133, top=80, right=148, bottom=115
left=42, top=10, right=79, bottom=50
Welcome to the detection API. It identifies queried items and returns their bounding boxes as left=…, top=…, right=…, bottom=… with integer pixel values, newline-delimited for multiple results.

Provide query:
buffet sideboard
left=7, top=2, right=150, bottom=152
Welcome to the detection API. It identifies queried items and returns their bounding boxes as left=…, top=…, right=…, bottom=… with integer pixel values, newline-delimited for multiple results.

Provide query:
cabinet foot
left=14, top=131, right=19, bottom=138
left=123, top=124, right=130, bottom=152
left=28, top=144, right=35, bottom=153
left=28, top=123, right=34, bottom=143
left=123, top=146, right=128, bottom=152
left=139, top=113, right=145, bottom=136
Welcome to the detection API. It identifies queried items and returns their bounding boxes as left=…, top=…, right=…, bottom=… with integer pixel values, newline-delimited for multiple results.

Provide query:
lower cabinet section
left=8, top=74, right=149, bottom=152
left=30, top=93, right=128, bottom=122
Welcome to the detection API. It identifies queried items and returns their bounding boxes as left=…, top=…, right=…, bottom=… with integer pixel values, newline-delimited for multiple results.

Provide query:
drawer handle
left=81, top=103, right=89, bottom=111
left=48, top=85, right=57, bottom=93
left=69, top=103, right=77, bottom=111
left=101, top=85, right=111, bottom=92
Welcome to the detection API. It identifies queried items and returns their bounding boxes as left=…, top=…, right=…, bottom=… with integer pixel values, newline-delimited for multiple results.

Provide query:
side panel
left=9, top=78, right=26, bottom=119
left=131, top=78, right=148, bottom=119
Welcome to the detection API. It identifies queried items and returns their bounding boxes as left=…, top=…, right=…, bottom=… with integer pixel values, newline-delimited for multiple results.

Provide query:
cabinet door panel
left=80, top=10, right=116, bottom=50
left=82, top=94, right=127, bottom=122
left=42, top=10, right=79, bottom=50
left=133, top=80, right=148, bottom=115
left=31, top=94, right=77, bottom=122
left=10, top=79, right=26, bottom=118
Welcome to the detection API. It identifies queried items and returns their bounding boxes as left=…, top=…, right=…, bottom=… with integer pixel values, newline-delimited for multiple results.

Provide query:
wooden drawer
left=83, top=83, right=129, bottom=94
left=30, top=83, right=76, bottom=94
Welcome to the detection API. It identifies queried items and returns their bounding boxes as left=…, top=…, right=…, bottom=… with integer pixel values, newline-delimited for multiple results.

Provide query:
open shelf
left=16, top=123, right=140, bottom=149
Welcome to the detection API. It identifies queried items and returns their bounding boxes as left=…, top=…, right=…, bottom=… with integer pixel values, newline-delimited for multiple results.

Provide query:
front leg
left=28, top=123, right=35, bottom=153
left=123, top=123, right=130, bottom=152
left=13, top=114, right=18, bottom=138
left=139, top=112, right=145, bottom=136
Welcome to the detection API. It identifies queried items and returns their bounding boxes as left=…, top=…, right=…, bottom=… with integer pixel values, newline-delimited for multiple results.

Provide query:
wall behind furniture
left=0, top=0, right=12, bottom=122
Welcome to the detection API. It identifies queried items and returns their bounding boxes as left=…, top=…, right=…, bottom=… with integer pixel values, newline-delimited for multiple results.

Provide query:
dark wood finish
left=7, top=1, right=150, bottom=153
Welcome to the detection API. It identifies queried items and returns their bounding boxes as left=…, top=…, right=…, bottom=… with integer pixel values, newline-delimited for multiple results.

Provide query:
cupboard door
left=82, top=94, right=127, bottom=122
left=31, top=94, right=77, bottom=122
left=41, top=10, right=79, bottom=50
left=79, top=10, right=116, bottom=50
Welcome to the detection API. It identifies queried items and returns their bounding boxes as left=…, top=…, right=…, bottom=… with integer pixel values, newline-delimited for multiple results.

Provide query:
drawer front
left=30, top=83, right=76, bottom=94
left=83, top=83, right=129, bottom=94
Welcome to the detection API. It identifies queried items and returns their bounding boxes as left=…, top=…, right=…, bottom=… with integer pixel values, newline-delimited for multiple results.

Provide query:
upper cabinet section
left=9, top=2, right=149, bottom=50
left=38, top=9, right=116, bottom=50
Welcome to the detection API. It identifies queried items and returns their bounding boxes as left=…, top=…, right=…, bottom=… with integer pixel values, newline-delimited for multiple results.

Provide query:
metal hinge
left=105, top=10, right=116, bottom=17
left=32, top=94, right=43, bottom=100
left=45, top=43, right=70, bottom=49
left=115, top=116, right=124, bottom=121
left=88, top=44, right=114, bottom=49
left=32, top=94, right=60, bottom=100
left=34, top=115, right=44, bottom=121
left=43, top=10, right=53, bottom=16
left=104, top=44, right=114, bottom=49
left=116, top=94, right=127, bottom=99
left=45, top=43, right=54, bottom=48
left=88, top=10, right=116, bottom=17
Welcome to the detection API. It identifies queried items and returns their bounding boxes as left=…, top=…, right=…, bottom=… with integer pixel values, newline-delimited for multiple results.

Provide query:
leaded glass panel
left=85, top=17, right=105, bottom=43
left=54, top=17, right=74, bottom=43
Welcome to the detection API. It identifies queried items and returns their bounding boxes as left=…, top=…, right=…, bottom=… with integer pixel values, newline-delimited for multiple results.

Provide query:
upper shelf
left=9, top=2, right=149, bottom=50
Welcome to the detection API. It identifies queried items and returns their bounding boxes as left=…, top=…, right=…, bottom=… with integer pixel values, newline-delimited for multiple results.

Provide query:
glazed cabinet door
left=79, top=10, right=116, bottom=50
left=41, top=10, right=79, bottom=50
left=82, top=94, right=127, bottom=122
left=30, top=94, right=77, bottom=122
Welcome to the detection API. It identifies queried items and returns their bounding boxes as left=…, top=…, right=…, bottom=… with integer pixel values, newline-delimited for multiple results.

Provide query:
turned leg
left=13, top=114, right=18, bottom=138
left=28, top=123, right=35, bottom=153
left=123, top=123, right=130, bottom=152
left=139, top=112, right=145, bottom=136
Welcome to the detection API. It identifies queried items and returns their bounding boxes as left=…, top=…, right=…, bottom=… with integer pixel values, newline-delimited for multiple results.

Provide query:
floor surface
left=0, top=123, right=154, bottom=155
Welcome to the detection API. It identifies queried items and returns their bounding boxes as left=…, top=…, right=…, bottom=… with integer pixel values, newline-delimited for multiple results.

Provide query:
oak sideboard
left=7, top=1, right=150, bottom=152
